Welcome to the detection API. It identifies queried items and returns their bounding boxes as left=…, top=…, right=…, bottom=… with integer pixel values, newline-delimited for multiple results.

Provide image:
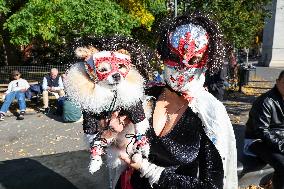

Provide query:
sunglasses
left=13, top=74, right=20, bottom=76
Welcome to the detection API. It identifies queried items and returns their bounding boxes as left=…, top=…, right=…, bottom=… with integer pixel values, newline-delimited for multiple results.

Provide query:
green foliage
left=0, top=0, right=10, bottom=15
left=183, top=0, right=272, bottom=49
left=130, top=0, right=167, bottom=49
left=0, top=0, right=273, bottom=65
left=144, top=0, right=167, bottom=16
left=4, top=0, right=139, bottom=45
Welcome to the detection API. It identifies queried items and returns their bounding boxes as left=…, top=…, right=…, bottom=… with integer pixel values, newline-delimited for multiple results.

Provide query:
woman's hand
left=99, top=111, right=129, bottom=139
left=119, top=152, right=142, bottom=170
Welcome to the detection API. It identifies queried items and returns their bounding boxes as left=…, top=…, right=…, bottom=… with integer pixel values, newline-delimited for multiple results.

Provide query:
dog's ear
left=87, top=46, right=99, bottom=54
left=75, top=46, right=98, bottom=59
left=116, top=49, right=130, bottom=56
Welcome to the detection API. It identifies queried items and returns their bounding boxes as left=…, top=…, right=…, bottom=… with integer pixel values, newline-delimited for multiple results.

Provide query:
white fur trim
left=139, top=156, right=165, bottom=186
left=64, top=63, right=145, bottom=113
left=188, top=89, right=238, bottom=189
left=88, top=156, right=103, bottom=174
left=134, top=119, right=150, bottom=134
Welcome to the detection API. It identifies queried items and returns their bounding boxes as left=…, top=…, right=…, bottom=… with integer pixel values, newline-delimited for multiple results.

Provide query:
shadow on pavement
left=45, top=111, right=65, bottom=123
left=224, top=91, right=257, bottom=104
left=0, top=150, right=109, bottom=189
left=244, top=86, right=272, bottom=90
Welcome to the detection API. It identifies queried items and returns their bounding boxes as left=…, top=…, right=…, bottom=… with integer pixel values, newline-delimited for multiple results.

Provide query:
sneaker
left=43, top=107, right=50, bottom=114
left=0, top=113, right=5, bottom=121
left=17, top=111, right=25, bottom=120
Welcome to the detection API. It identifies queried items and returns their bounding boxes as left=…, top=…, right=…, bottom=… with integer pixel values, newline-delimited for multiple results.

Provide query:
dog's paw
left=133, top=140, right=150, bottom=158
left=131, top=153, right=143, bottom=164
left=88, top=156, right=103, bottom=174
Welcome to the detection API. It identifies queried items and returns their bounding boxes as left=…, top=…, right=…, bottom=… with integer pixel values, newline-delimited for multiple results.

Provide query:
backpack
left=62, top=98, right=82, bottom=122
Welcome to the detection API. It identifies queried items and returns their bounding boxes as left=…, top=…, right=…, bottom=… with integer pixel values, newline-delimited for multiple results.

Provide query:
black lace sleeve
left=122, top=100, right=145, bottom=124
left=82, top=111, right=99, bottom=135
left=157, top=132, right=224, bottom=189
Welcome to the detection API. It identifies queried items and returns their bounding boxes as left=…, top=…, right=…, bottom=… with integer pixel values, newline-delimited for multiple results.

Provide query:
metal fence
left=0, top=65, right=70, bottom=84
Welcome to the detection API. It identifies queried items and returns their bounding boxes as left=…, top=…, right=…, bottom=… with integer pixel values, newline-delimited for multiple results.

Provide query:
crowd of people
left=0, top=67, right=81, bottom=122
left=0, top=12, right=283, bottom=189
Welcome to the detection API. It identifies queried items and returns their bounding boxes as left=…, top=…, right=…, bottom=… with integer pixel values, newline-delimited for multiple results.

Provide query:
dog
left=64, top=47, right=151, bottom=188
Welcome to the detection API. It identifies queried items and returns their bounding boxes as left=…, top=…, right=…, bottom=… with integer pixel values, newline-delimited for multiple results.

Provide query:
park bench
left=234, top=125, right=274, bottom=188
left=0, top=81, right=40, bottom=92
left=0, top=81, right=40, bottom=103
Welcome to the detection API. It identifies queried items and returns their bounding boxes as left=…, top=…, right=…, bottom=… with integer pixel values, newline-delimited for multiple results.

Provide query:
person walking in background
left=0, top=70, right=30, bottom=121
left=204, top=66, right=226, bottom=101
left=42, top=68, right=65, bottom=114
left=245, top=70, right=284, bottom=189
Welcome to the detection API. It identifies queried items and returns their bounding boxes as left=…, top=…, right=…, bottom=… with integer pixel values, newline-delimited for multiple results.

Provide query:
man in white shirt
left=0, top=70, right=30, bottom=121
left=42, top=68, right=65, bottom=114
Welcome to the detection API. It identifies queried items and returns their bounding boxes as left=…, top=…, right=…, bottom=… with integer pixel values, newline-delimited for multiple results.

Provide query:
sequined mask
left=164, top=23, right=209, bottom=93
left=85, top=51, right=131, bottom=82
left=163, top=64, right=206, bottom=92
left=168, top=23, right=209, bottom=67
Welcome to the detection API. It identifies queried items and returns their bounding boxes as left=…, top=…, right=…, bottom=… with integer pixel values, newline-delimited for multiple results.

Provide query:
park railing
left=0, top=65, right=70, bottom=84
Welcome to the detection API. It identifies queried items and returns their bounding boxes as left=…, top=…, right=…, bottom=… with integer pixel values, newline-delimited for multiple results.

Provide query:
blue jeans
left=0, top=91, right=26, bottom=113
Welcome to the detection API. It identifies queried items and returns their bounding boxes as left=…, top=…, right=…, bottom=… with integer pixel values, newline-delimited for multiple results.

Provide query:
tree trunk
left=1, top=30, right=22, bottom=66
left=0, top=11, right=23, bottom=66
left=0, top=14, right=8, bottom=66
left=1, top=37, right=8, bottom=66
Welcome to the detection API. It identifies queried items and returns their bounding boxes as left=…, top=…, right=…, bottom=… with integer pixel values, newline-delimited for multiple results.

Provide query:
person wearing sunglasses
left=0, top=70, right=30, bottom=121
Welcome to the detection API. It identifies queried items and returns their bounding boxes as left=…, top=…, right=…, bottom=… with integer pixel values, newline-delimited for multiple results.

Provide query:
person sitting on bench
left=0, top=70, right=30, bottom=121
left=42, top=68, right=65, bottom=114
left=245, top=70, right=284, bottom=189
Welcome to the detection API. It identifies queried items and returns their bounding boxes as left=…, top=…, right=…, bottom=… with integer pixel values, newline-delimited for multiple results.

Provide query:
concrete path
left=0, top=112, right=109, bottom=189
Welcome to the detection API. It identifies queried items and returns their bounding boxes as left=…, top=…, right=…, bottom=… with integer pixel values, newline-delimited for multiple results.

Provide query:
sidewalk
left=0, top=65, right=283, bottom=189
left=224, top=65, right=283, bottom=125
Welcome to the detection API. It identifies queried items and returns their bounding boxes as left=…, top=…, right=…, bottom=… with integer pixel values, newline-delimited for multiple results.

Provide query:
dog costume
left=64, top=36, right=153, bottom=187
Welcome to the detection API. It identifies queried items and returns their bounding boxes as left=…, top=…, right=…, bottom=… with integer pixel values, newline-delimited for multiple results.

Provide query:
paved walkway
left=0, top=65, right=283, bottom=189
left=0, top=113, right=85, bottom=161
left=0, top=112, right=109, bottom=189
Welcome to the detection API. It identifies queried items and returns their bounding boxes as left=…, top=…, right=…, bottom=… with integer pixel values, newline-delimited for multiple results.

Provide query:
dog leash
left=125, top=133, right=148, bottom=156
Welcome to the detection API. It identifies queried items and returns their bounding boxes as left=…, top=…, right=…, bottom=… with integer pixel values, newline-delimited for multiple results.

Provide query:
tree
left=0, top=0, right=28, bottom=66
left=1, top=0, right=140, bottom=65
left=4, top=0, right=139, bottom=46
left=183, top=0, right=272, bottom=50
left=0, top=0, right=272, bottom=66
left=118, top=0, right=168, bottom=48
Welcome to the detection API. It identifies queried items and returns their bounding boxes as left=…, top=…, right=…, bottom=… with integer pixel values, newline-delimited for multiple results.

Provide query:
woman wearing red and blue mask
left=116, top=13, right=238, bottom=189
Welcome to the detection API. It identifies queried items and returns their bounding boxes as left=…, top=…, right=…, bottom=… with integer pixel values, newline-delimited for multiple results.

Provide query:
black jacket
left=245, top=86, right=284, bottom=153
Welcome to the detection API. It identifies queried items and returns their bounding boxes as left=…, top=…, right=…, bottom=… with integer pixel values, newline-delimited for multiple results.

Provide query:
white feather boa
left=64, top=62, right=145, bottom=113
left=182, top=74, right=238, bottom=189
left=65, top=62, right=151, bottom=188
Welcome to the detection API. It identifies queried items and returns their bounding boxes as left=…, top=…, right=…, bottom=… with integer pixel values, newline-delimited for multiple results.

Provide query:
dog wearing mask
left=64, top=37, right=153, bottom=188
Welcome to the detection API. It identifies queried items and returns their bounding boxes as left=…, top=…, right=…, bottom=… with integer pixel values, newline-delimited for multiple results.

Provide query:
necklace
left=156, top=89, right=188, bottom=137
left=161, top=89, right=188, bottom=123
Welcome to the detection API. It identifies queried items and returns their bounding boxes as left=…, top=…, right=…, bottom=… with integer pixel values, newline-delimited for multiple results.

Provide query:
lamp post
left=174, top=0, right=178, bottom=17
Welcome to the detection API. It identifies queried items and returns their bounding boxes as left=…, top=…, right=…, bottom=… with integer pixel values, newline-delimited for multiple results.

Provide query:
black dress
left=124, top=107, right=224, bottom=189
left=83, top=87, right=224, bottom=189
